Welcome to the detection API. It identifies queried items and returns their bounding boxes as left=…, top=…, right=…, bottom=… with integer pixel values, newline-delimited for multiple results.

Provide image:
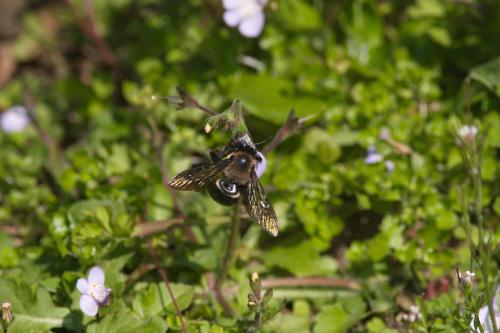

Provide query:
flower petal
left=223, top=0, right=241, bottom=9
left=255, top=151, right=267, bottom=178
left=223, top=9, right=241, bottom=27
left=0, top=106, right=30, bottom=133
left=365, top=153, right=383, bottom=164
left=76, top=278, right=89, bottom=294
left=238, top=12, right=265, bottom=38
left=80, top=294, right=99, bottom=316
left=87, top=266, right=105, bottom=284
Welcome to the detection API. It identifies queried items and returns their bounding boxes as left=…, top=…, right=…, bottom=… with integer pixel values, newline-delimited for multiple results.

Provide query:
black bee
left=168, top=133, right=278, bottom=236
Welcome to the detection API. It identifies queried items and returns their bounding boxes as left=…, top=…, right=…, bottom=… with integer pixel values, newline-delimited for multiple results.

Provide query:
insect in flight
left=168, top=133, right=278, bottom=236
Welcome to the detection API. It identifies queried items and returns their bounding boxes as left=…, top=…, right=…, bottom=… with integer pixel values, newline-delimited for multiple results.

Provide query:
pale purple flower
left=471, top=287, right=500, bottom=333
left=0, top=106, right=30, bottom=133
left=385, top=160, right=395, bottom=172
left=379, top=128, right=391, bottom=141
left=223, top=0, right=267, bottom=38
left=458, top=125, right=478, bottom=143
left=364, top=146, right=383, bottom=164
left=76, top=266, right=111, bottom=316
left=255, top=151, right=266, bottom=178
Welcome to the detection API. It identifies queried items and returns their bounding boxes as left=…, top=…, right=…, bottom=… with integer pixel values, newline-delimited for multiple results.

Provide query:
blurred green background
left=0, top=0, right=499, bottom=332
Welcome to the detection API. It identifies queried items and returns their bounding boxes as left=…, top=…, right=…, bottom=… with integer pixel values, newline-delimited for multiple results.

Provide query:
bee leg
left=210, top=149, right=221, bottom=163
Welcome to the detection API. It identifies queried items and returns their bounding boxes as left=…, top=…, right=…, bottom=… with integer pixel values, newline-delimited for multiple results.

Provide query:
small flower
left=464, top=271, right=475, bottom=284
left=471, top=287, right=500, bottom=333
left=402, top=305, right=421, bottom=322
left=364, top=146, right=383, bottom=165
left=379, top=128, right=391, bottom=141
left=76, top=266, right=111, bottom=316
left=458, top=270, right=475, bottom=285
left=249, top=272, right=262, bottom=297
left=255, top=151, right=267, bottom=178
left=458, top=125, right=478, bottom=144
left=385, top=160, right=395, bottom=172
left=0, top=106, right=30, bottom=133
left=223, top=0, right=267, bottom=38
left=1, top=302, right=13, bottom=324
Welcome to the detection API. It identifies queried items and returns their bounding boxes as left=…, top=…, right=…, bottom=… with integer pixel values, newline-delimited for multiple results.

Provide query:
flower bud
left=1, top=302, right=13, bottom=324
left=247, top=294, right=258, bottom=311
left=249, top=272, right=261, bottom=297
left=262, top=288, right=273, bottom=307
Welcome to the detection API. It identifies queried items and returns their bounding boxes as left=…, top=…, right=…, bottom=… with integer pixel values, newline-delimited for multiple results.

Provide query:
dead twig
left=132, top=217, right=186, bottom=238
left=262, top=277, right=360, bottom=290
left=168, top=86, right=219, bottom=116
left=261, top=109, right=302, bottom=154
left=63, top=0, right=119, bottom=69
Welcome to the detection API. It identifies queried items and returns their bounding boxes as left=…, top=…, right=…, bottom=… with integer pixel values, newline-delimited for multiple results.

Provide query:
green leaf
left=313, top=304, right=350, bottom=333
left=314, top=297, right=366, bottom=333
left=264, top=241, right=337, bottom=277
left=366, top=317, right=398, bottom=333
left=274, top=0, right=322, bottom=31
left=0, top=279, right=71, bottom=333
left=469, top=57, right=500, bottom=96
left=133, top=282, right=194, bottom=317
left=87, top=306, right=141, bottom=333
left=227, top=74, right=325, bottom=124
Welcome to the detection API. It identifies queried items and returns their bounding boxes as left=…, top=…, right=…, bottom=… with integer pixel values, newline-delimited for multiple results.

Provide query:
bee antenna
left=255, top=135, right=274, bottom=146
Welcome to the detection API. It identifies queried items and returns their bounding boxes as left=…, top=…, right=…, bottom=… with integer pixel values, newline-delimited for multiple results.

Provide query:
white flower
left=458, top=270, right=476, bottom=284
left=402, top=305, right=421, bottom=322
left=0, top=106, right=30, bottom=133
left=385, top=160, right=395, bottom=172
left=471, top=287, right=500, bottom=333
left=364, top=146, right=383, bottom=164
left=223, top=0, right=267, bottom=38
left=458, top=125, right=478, bottom=143
left=464, top=271, right=476, bottom=284
left=255, top=151, right=267, bottom=178
left=76, top=266, right=111, bottom=316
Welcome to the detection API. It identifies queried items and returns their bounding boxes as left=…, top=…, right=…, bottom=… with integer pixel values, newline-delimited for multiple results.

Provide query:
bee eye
left=238, top=157, right=249, bottom=169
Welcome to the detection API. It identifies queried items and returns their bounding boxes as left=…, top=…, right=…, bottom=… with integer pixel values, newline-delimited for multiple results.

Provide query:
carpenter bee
left=168, top=133, right=278, bottom=236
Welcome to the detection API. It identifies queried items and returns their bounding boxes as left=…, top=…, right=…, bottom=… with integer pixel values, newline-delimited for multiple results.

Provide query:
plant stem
left=253, top=310, right=261, bottom=332
left=147, top=240, right=188, bottom=333
left=214, top=202, right=241, bottom=316
left=262, top=277, right=360, bottom=290
left=470, top=137, right=498, bottom=333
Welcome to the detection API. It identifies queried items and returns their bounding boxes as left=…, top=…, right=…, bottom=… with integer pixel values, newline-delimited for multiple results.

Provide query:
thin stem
left=214, top=202, right=241, bottom=316
left=132, top=217, right=185, bottom=237
left=63, top=0, right=119, bottom=69
left=147, top=240, right=188, bottom=333
left=147, top=116, right=197, bottom=242
left=172, top=87, right=218, bottom=116
left=253, top=311, right=261, bottom=331
left=469, top=133, right=498, bottom=333
left=262, top=277, right=360, bottom=290
left=262, top=110, right=301, bottom=154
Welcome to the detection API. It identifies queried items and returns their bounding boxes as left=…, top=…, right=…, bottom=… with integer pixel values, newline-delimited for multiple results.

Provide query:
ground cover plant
left=0, top=0, right=499, bottom=332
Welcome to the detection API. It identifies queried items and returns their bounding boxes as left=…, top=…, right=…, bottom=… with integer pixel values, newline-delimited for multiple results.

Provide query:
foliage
left=0, top=0, right=499, bottom=332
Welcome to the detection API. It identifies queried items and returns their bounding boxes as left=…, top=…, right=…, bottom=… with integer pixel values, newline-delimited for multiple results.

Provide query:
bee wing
left=169, top=158, right=231, bottom=191
left=243, top=170, right=278, bottom=236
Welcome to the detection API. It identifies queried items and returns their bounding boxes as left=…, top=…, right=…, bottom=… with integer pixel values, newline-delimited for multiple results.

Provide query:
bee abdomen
left=207, top=179, right=241, bottom=206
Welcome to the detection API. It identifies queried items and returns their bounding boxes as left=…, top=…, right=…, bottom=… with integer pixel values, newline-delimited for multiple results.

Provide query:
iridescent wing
left=243, top=169, right=278, bottom=236
left=169, top=158, right=232, bottom=192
